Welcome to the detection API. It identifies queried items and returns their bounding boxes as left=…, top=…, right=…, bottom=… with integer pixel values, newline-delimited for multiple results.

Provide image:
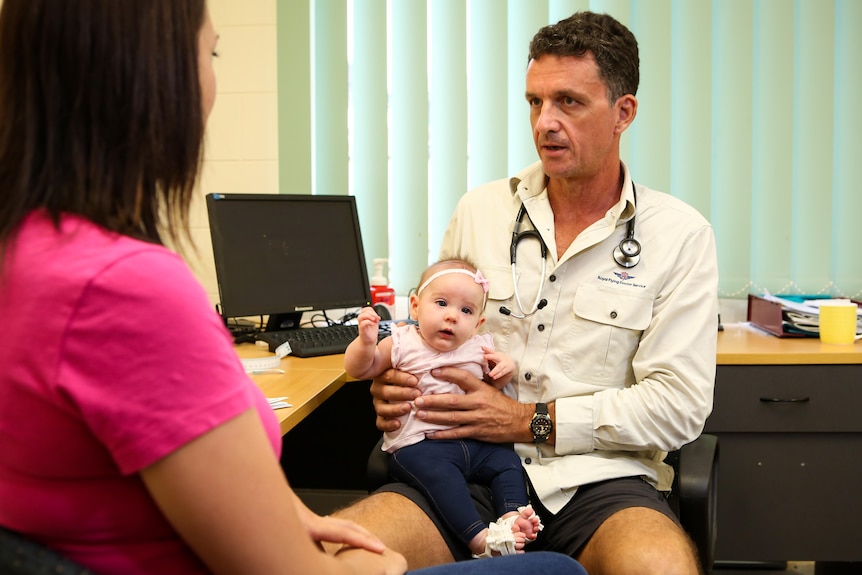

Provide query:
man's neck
left=546, top=163, right=625, bottom=256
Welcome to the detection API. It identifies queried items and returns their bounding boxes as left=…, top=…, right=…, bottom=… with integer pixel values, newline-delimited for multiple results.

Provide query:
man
left=337, top=11, right=717, bottom=575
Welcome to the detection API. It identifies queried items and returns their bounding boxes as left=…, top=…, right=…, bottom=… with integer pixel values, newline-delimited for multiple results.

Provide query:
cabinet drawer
left=705, top=364, right=862, bottom=432
left=714, top=433, right=862, bottom=561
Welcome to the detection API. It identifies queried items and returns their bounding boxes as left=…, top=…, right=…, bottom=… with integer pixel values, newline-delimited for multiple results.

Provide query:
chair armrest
left=677, top=433, right=719, bottom=574
left=366, top=436, right=390, bottom=492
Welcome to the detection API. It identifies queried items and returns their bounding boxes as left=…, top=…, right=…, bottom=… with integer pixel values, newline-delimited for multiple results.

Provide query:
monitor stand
left=265, top=312, right=303, bottom=332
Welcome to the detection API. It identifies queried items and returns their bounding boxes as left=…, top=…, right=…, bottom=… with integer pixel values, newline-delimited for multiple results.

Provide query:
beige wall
left=0, top=0, right=278, bottom=307
left=187, top=0, right=279, bottom=307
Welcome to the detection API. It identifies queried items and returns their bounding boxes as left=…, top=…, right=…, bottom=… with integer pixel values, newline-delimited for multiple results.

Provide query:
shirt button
left=525, top=458, right=532, bottom=464
left=610, top=311, right=618, bottom=319
left=538, top=324, right=545, bottom=332
left=524, top=372, right=532, bottom=381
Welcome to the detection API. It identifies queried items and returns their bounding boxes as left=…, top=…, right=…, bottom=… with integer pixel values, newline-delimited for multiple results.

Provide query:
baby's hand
left=483, top=347, right=516, bottom=388
left=357, top=306, right=381, bottom=345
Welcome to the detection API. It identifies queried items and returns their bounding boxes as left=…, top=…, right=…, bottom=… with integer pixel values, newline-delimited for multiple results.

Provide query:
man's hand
left=369, top=368, right=420, bottom=432
left=414, top=366, right=533, bottom=443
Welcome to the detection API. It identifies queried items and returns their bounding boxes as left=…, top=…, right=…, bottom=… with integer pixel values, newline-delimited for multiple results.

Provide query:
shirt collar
left=509, top=161, right=548, bottom=202
left=618, top=161, right=636, bottom=222
left=509, top=160, right=637, bottom=221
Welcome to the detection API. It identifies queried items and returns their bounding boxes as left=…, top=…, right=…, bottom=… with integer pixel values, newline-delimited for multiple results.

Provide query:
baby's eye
left=435, top=300, right=447, bottom=307
left=461, top=307, right=474, bottom=315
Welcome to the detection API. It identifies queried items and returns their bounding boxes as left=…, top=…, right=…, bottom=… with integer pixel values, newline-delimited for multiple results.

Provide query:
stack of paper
left=761, top=294, right=862, bottom=336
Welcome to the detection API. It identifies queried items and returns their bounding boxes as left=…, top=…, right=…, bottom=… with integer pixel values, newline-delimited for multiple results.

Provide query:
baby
left=345, top=258, right=542, bottom=558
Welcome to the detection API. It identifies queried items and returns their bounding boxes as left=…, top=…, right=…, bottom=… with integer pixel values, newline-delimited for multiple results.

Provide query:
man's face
left=525, top=53, right=629, bottom=182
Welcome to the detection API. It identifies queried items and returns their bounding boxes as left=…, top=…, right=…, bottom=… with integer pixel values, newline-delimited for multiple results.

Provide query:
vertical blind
left=277, top=0, right=862, bottom=300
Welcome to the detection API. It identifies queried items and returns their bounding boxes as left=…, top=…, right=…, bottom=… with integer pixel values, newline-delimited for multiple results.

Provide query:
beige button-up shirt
left=440, top=161, right=718, bottom=513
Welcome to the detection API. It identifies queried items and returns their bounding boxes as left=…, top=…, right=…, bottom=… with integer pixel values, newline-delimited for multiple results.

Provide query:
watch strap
left=530, top=402, right=552, bottom=444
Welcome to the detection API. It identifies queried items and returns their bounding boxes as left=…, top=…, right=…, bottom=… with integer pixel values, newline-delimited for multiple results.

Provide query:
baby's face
left=410, top=273, right=486, bottom=353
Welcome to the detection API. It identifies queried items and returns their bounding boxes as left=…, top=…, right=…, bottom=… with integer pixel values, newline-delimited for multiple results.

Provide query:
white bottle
left=369, top=258, right=395, bottom=320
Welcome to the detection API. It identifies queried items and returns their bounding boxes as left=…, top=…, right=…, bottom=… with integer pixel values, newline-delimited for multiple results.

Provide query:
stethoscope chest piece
left=613, top=237, right=641, bottom=268
left=612, top=182, right=641, bottom=269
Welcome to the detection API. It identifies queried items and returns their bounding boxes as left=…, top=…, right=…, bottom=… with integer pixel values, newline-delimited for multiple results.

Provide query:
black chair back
left=0, top=526, right=95, bottom=575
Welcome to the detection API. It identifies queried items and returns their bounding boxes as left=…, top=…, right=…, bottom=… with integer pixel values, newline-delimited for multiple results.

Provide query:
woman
left=0, top=2, right=587, bottom=574
left=0, top=1, right=404, bottom=573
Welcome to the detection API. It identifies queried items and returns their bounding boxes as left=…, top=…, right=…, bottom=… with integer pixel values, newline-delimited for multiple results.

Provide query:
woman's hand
left=334, top=546, right=408, bottom=575
left=294, top=494, right=386, bottom=553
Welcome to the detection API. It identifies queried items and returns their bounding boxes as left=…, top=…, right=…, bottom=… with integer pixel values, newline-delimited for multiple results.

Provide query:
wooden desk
left=710, top=324, right=862, bottom=563
left=236, top=344, right=379, bottom=496
left=235, top=344, right=349, bottom=434
left=717, top=323, right=862, bottom=364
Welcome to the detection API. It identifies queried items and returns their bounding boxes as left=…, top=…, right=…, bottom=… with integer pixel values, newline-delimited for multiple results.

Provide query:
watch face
left=531, top=414, right=552, bottom=443
left=531, top=417, right=552, bottom=436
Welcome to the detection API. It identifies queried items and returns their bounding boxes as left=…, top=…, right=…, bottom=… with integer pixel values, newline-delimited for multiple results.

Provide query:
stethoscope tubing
left=503, top=182, right=641, bottom=318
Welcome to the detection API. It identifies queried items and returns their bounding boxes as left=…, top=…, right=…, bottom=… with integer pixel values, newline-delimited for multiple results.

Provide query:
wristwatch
left=530, top=403, right=553, bottom=444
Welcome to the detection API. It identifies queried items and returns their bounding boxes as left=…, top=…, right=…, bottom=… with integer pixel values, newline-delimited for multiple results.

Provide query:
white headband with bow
left=416, top=268, right=489, bottom=306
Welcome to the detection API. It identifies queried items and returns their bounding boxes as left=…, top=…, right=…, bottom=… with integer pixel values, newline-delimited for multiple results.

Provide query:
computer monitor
left=206, top=193, right=371, bottom=331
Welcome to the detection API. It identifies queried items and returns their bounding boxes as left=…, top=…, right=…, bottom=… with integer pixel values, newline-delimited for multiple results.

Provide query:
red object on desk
left=747, top=294, right=807, bottom=338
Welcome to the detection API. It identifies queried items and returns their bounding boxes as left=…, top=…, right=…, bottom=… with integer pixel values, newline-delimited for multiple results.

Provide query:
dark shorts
left=376, top=476, right=680, bottom=561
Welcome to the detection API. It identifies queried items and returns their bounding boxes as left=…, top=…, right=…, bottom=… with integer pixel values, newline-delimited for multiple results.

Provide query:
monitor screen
left=206, top=193, right=371, bottom=329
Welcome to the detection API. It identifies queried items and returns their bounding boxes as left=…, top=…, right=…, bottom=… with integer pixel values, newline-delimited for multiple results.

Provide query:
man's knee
left=334, top=491, right=455, bottom=570
left=577, top=507, right=700, bottom=575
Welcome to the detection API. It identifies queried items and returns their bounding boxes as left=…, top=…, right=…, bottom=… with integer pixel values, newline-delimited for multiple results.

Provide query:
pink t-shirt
left=0, top=212, right=281, bottom=574
left=382, top=324, right=493, bottom=453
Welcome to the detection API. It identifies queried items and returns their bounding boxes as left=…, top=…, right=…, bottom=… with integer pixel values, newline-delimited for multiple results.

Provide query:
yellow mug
left=819, top=302, right=858, bottom=345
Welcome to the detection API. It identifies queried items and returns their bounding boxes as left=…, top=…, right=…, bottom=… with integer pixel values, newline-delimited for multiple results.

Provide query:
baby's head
left=409, top=258, right=490, bottom=353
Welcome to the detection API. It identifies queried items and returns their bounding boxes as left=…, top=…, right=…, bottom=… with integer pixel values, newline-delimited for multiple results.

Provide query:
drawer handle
left=759, top=396, right=810, bottom=403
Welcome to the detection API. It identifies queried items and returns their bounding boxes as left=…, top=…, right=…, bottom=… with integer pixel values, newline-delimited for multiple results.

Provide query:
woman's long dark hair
left=0, top=0, right=207, bottom=256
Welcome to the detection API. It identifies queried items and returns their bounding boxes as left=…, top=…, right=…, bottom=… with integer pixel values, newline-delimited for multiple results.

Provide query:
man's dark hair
left=0, top=0, right=208, bottom=254
left=528, top=11, right=639, bottom=104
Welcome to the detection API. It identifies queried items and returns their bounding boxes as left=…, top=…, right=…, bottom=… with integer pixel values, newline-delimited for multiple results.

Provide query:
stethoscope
left=500, top=182, right=641, bottom=319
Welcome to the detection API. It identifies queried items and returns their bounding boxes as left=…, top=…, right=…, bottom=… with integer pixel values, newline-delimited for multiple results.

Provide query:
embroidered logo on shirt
left=597, top=271, right=647, bottom=289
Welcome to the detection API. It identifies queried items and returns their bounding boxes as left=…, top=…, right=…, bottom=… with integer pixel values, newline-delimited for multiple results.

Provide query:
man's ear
left=615, top=94, right=638, bottom=135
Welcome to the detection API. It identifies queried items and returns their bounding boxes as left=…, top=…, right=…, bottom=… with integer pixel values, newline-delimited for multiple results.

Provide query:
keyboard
left=255, top=324, right=389, bottom=358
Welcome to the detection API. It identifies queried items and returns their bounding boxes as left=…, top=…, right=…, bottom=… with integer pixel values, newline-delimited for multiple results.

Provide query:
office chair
left=0, top=526, right=95, bottom=575
left=367, top=434, right=719, bottom=575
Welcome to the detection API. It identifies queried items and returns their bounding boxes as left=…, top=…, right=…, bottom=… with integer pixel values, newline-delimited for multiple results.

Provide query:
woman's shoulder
left=18, top=211, right=178, bottom=277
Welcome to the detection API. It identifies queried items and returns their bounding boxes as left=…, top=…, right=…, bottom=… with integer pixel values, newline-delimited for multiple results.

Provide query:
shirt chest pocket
left=483, top=265, right=515, bottom=303
left=573, top=284, right=653, bottom=330
left=561, top=284, right=654, bottom=384
left=475, top=264, right=517, bottom=354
